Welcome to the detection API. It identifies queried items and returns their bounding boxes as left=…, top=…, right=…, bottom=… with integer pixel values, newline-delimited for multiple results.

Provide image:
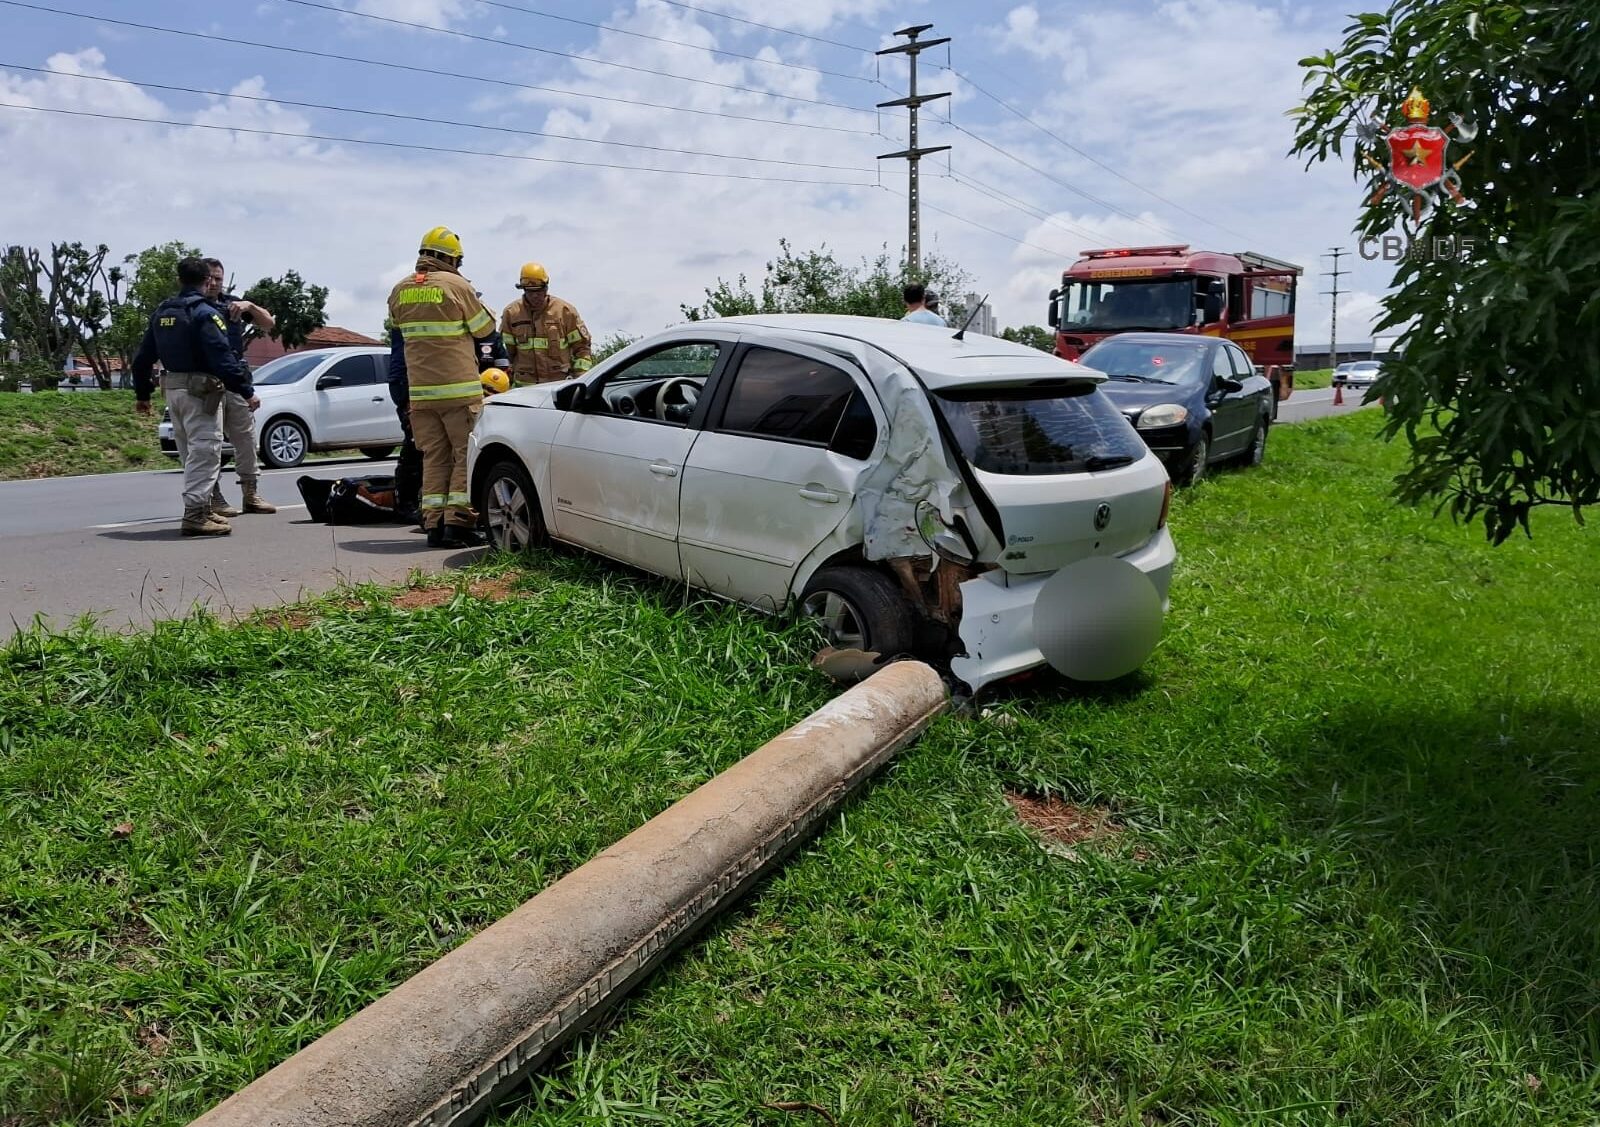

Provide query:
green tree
left=242, top=271, right=328, bottom=350
left=1291, top=2, right=1599, bottom=543
left=1001, top=325, right=1055, bottom=352
left=592, top=331, right=638, bottom=363
left=0, top=242, right=119, bottom=386
left=682, top=239, right=969, bottom=324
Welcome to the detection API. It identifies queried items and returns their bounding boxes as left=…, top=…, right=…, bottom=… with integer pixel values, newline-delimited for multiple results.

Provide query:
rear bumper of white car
left=949, top=527, right=1176, bottom=693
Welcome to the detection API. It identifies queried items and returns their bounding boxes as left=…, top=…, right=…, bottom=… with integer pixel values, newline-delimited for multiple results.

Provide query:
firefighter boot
left=182, top=506, right=232, bottom=537
left=240, top=477, right=278, bottom=514
left=210, top=484, right=243, bottom=518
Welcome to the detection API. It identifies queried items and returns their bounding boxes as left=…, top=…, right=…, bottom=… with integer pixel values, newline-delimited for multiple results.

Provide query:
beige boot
left=181, top=506, right=232, bottom=537
left=210, top=485, right=243, bottom=518
left=240, top=477, right=278, bottom=514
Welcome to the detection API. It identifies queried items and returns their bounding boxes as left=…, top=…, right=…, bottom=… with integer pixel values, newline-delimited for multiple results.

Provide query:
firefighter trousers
left=411, top=398, right=481, bottom=529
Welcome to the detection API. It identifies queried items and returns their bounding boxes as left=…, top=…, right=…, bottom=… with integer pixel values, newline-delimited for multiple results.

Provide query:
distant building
left=244, top=326, right=383, bottom=368
left=959, top=293, right=996, bottom=336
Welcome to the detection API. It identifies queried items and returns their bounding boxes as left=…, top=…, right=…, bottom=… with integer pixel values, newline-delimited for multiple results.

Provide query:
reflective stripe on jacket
left=387, top=259, right=494, bottom=404
left=500, top=294, right=593, bottom=385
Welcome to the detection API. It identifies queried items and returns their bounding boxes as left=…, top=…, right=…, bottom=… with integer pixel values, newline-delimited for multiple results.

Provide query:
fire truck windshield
left=1060, top=278, right=1196, bottom=332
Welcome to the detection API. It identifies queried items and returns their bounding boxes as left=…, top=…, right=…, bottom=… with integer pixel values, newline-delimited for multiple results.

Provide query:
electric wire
left=0, top=63, right=876, bottom=172
left=0, top=101, right=883, bottom=186
left=276, top=0, right=875, bottom=114
left=653, top=0, right=873, bottom=54
left=459, top=0, right=873, bottom=82
left=0, top=2, right=878, bottom=135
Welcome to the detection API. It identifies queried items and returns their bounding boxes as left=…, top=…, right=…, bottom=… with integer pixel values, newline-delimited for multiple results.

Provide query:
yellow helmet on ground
left=480, top=368, right=511, bottom=395
left=518, top=262, right=550, bottom=288
left=419, top=226, right=463, bottom=260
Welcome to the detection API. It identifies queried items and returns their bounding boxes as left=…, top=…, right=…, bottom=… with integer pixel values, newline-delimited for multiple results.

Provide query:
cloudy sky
left=0, top=0, right=1400, bottom=347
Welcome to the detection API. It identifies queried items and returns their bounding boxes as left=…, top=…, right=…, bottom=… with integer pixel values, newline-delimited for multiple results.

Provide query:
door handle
left=798, top=486, right=839, bottom=503
left=648, top=462, right=679, bottom=477
left=371, top=396, right=385, bottom=402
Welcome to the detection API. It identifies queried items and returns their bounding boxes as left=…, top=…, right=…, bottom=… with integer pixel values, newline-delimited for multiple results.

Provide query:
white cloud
left=349, top=0, right=468, bottom=30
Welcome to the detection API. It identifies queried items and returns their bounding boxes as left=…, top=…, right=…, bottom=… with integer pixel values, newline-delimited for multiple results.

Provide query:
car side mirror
left=1046, top=288, right=1060, bottom=329
left=1216, top=376, right=1244, bottom=394
left=315, top=373, right=343, bottom=390
left=552, top=382, right=587, bottom=411
left=1202, top=293, right=1223, bottom=323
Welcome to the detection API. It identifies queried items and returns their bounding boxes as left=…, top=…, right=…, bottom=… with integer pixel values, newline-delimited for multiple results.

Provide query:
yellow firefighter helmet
left=518, top=262, right=550, bottom=289
left=419, top=226, right=463, bottom=260
left=480, top=368, right=511, bottom=395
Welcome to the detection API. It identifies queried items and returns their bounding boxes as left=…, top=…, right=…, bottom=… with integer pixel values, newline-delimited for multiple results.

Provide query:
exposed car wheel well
left=471, top=443, right=525, bottom=499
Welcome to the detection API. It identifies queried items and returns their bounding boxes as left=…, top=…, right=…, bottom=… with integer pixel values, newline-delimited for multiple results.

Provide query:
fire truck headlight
left=1136, top=403, right=1189, bottom=429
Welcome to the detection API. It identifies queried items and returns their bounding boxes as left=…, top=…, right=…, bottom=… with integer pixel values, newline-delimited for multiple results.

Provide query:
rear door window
left=715, top=346, right=858, bottom=446
left=933, top=384, right=1147, bottom=475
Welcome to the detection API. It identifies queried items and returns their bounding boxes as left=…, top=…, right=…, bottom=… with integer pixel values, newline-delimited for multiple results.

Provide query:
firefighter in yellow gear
left=500, top=262, right=594, bottom=386
left=386, top=226, right=506, bottom=549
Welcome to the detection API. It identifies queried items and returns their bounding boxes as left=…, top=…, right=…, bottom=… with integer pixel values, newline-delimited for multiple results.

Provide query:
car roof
left=710, top=314, right=1101, bottom=389
left=1086, top=332, right=1215, bottom=348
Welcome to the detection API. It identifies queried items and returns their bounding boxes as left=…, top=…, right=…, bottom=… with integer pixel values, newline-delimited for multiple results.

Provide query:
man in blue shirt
left=132, top=257, right=256, bottom=537
left=901, top=282, right=947, bottom=326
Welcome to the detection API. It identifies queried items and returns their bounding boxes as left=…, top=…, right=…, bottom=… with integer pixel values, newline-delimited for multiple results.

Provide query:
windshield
left=1079, top=339, right=1208, bottom=384
left=1060, top=277, right=1197, bottom=332
left=933, top=384, right=1148, bottom=475
left=253, top=353, right=326, bottom=386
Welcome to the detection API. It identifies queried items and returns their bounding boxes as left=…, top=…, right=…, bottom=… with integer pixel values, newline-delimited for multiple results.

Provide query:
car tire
left=479, top=458, right=546, bottom=553
left=260, top=417, right=309, bottom=468
left=800, top=566, right=916, bottom=661
left=1241, top=413, right=1269, bottom=467
left=1175, top=432, right=1210, bottom=486
left=360, top=445, right=397, bottom=460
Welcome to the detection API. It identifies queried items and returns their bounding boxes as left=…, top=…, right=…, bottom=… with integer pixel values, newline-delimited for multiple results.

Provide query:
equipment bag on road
left=296, top=474, right=406, bottom=525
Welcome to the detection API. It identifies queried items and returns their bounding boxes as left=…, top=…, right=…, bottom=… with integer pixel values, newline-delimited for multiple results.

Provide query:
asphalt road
left=0, top=456, right=484, bottom=634
left=0, top=391, right=1375, bottom=635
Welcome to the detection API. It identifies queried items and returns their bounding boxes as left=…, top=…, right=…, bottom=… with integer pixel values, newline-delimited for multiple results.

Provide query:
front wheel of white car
left=480, top=459, right=546, bottom=552
left=800, top=566, right=916, bottom=660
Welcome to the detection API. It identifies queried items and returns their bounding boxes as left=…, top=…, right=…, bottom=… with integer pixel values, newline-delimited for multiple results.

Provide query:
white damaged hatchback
left=467, top=314, right=1176, bottom=694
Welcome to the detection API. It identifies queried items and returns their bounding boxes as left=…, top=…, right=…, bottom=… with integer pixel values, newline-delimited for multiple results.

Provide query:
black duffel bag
left=296, top=474, right=406, bottom=525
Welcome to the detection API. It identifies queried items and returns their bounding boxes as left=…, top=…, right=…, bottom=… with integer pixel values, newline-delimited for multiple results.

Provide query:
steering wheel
left=655, top=377, right=702, bottom=422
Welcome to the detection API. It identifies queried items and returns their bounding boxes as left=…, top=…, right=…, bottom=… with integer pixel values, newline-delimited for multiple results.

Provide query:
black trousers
left=395, top=407, right=423, bottom=515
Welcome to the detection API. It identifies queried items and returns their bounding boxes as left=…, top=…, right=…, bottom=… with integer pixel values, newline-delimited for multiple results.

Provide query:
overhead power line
left=941, top=66, right=1254, bottom=243
left=0, top=64, right=875, bottom=172
left=946, top=169, right=1110, bottom=245
left=654, top=0, right=874, bottom=54
left=876, top=185, right=1064, bottom=259
left=0, top=2, right=876, bottom=135
left=460, top=0, right=873, bottom=82
left=276, top=0, right=874, bottom=115
left=930, top=116, right=1187, bottom=242
left=0, top=101, right=882, bottom=186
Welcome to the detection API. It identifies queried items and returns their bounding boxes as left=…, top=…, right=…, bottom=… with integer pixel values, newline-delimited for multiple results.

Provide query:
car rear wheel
left=261, top=417, right=308, bottom=468
left=480, top=458, right=546, bottom=553
left=800, top=566, right=916, bottom=660
left=1242, top=414, right=1269, bottom=467
left=1175, top=432, right=1210, bottom=486
left=360, top=445, right=396, bottom=460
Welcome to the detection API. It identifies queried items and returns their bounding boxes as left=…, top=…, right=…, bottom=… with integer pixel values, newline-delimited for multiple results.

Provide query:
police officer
left=500, top=262, right=593, bottom=386
left=202, top=257, right=278, bottom=517
left=132, top=256, right=256, bottom=537
left=385, top=321, right=423, bottom=526
left=386, top=227, right=505, bottom=548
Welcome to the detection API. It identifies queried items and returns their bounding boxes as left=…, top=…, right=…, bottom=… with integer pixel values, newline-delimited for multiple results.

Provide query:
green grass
left=1293, top=367, right=1333, bottom=390
left=3, top=414, right=1598, bottom=1125
left=0, top=392, right=164, bottom=480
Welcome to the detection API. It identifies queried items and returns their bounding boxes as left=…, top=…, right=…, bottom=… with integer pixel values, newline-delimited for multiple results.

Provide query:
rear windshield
left=933, top=384, right=1148, bottom=475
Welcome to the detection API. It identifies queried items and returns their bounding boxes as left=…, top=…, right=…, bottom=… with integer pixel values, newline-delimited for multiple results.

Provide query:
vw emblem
left=1093, top=503, right=1112, bottom=531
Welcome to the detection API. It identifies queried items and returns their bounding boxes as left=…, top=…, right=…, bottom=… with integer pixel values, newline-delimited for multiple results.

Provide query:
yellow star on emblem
left=1402, top=140, right=1430, bottom=165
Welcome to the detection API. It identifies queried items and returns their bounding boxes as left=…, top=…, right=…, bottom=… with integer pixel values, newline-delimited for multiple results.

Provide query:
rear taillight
left=1157, top=480, right=1172, bottom=529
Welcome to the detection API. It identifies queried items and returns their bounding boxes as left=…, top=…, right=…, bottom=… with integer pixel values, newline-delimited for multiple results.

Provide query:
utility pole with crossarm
left=877, top=24, right=951, bottom=277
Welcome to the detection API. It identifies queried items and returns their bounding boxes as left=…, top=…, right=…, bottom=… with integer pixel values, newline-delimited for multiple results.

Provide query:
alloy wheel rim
left=487, top=476, right=532, bottom=550
left=802, top=590, right=866, bottom=650
left=269, top=425, right=304, bottom=463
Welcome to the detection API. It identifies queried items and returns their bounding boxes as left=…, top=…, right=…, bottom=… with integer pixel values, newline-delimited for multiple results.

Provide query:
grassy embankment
left=2, top=411, right=1595, bottom=1125
left=0, top=391, right=162, bottom=480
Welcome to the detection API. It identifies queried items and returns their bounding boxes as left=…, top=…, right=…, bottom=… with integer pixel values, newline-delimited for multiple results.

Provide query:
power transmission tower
left=877, top=24, right=950, bottom=276
left=1321, top=246, right=1349, bottom=365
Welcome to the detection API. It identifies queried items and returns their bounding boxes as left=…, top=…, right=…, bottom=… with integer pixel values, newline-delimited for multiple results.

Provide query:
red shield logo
left=1387, top=124, right=1447, bottom=191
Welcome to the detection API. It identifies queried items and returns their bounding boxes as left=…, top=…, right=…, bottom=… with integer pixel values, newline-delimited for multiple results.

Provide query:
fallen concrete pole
left=190, top=660, right=949, bottom=1127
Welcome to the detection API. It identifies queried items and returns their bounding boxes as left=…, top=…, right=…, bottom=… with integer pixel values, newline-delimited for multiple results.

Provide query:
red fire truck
left=1048, top=245, right=1302, bottom=408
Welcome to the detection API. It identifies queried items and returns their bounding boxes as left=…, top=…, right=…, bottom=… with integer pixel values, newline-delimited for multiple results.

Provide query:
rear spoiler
left=929, top=370, right=1106, bottom=395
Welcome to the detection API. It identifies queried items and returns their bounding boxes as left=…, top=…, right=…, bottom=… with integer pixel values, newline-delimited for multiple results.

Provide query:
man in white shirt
left=901, top=282, right=947, bottom=325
